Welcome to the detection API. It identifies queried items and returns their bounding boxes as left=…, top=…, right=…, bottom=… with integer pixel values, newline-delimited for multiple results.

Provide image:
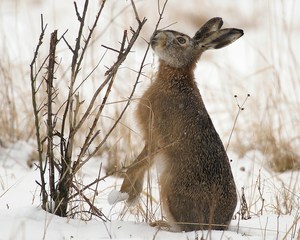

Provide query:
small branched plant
left=226, top=94, right=250, bottom=151
left=240, top=187, right=251, bottom=220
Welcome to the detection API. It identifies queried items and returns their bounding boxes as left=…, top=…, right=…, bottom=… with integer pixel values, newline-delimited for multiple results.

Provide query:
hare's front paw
left=108, top=190, right=129, bottom=205
left=107, top=189, right=139, bottom=207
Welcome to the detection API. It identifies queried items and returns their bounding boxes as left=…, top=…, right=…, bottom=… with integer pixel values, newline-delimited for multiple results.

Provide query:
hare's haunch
left=118, top=17, right=243, bottom=231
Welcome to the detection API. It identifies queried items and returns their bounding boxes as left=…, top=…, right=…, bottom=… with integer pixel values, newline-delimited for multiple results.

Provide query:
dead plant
left=30, top=0, right=147, bottom=219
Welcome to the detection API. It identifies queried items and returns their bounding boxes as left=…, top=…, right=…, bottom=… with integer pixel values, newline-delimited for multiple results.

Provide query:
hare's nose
left=150, top=31, right=160, bottom=43
left=151, top=29, right=165, bottom=39
left=150, top=31, right=165, bottom=47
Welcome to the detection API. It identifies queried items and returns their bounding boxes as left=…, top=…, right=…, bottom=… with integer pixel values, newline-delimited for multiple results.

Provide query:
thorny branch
left=47, top=30, right=58, bottom=205
left=30, top=14, right=48, bottom=210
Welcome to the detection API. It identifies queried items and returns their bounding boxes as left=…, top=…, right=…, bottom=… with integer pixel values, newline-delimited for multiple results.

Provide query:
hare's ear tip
left=209, top=16, right=222, bottom=21
left=210, top=17, right=223, bottom=25
left=214, top=17, right=223, bottom=21
left=235, top=28, right=244, bottom=38
left=237, top=29, right=244, bottom=35
left=231, top=28, right=244, bottom=38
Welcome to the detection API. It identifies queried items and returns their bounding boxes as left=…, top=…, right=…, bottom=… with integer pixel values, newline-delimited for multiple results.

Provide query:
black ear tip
left=212, top=17, right=223, bottom=22
left=232, top=28, right=244, bottom=37
left=211, top=17, right=223, bottom=26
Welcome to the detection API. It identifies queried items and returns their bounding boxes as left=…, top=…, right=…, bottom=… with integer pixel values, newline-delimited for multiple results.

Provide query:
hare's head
left=151, top=17, right=243, bottom=68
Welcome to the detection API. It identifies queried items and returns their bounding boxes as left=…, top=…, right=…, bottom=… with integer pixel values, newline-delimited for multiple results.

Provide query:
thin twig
left=101, top=45, right=121, bottom=54
left=74, top=1, right=82, bottom=22
left=130, top=0, right=141, bottom=23
left=90, top=163, right=103, bottom=215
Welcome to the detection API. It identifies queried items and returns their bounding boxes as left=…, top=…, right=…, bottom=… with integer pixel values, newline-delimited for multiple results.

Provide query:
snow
left=108, top=190, right=129, bottom=206
left=0, top=141, right=299, bottom=240
left=1, top=0, right=300, bottom=239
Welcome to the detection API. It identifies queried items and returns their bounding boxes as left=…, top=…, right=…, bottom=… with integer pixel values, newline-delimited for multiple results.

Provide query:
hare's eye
left=177, top=37, right=186, bottom=44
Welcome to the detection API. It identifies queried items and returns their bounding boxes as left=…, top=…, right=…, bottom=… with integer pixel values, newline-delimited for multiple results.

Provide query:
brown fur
left=120, top=17, right=243, bottom=231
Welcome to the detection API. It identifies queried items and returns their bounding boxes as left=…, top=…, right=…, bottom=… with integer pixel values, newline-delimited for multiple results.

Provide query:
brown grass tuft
left=254, top=125, right=300, bottom=172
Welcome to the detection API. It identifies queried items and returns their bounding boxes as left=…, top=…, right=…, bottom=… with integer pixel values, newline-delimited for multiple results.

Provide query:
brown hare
left=110, top=17, right=243, bottom=231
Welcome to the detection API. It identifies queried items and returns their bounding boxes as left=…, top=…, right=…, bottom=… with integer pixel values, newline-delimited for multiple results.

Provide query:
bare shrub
left=30, top=0, right=147, bottom=219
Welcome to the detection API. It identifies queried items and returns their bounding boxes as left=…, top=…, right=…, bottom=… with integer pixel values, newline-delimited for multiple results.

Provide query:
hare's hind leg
left=120, top=144, right=153, bottom=205
left=160, top=196, right=181, bottom=232
left=160, top=176, right=210, bottom=231
left=159, top=171, right=182, bottom=232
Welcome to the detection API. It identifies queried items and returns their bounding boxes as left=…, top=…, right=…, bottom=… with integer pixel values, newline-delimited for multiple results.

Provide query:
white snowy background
left=0, top=0, right=299, bottom=239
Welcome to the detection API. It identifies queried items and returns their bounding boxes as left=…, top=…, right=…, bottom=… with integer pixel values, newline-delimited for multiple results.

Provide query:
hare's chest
left=137, top=93, right=172, bottom=125
left=137, top=98, right=186, bottom=149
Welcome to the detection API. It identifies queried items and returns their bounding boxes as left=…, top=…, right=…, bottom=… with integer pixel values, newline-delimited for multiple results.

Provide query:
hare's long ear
left=193, top=17, right=243, bottom=50
left=193, top=17, right=223, bottom=42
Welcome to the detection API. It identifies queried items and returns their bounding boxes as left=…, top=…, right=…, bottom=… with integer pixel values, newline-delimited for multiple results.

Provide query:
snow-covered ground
left=1, top=0, right=300, bottom=239
left=0, top=141, right=299, bottom=239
